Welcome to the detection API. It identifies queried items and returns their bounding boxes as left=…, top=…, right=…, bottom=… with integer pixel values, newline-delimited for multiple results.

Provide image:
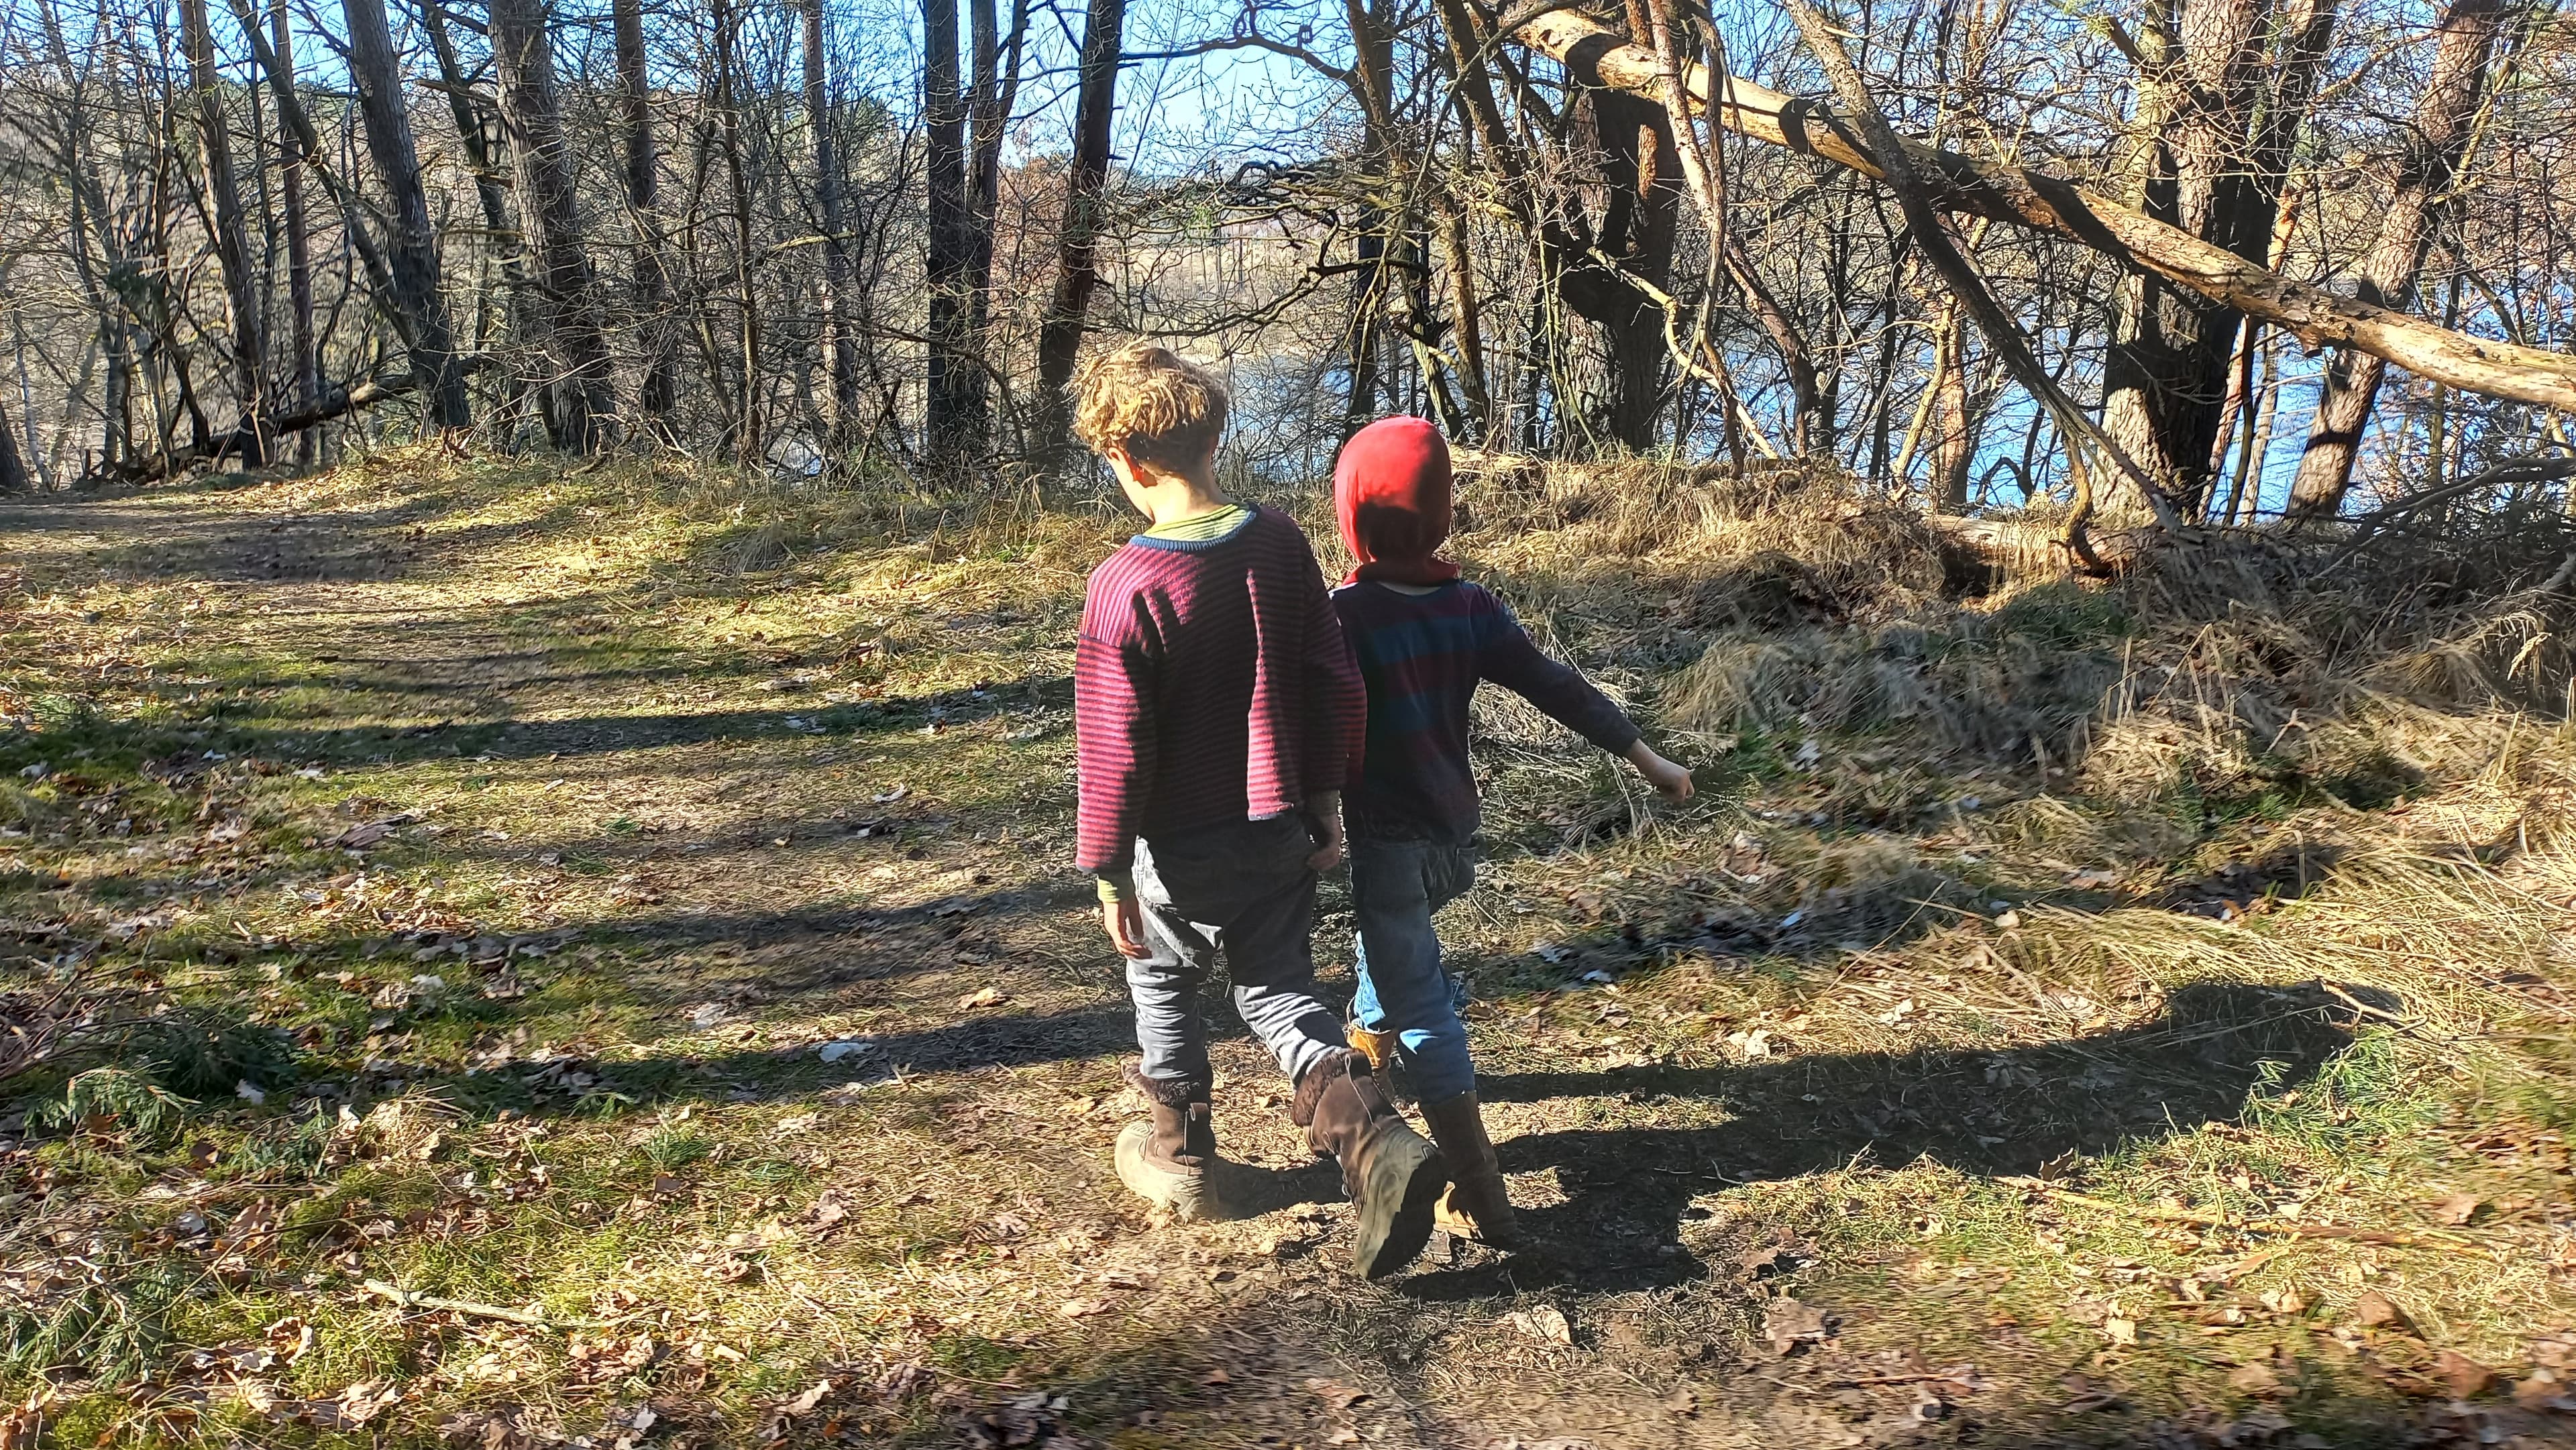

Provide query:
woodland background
left=0, top=0, right=2571, bottom=527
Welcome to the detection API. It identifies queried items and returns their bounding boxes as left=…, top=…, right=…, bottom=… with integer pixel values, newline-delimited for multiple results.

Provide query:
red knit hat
left=1334, top=416, right=1460, bottom=587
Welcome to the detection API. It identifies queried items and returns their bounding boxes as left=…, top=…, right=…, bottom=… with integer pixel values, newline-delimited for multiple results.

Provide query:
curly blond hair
left=1069, top=341, right=1229, bottom=471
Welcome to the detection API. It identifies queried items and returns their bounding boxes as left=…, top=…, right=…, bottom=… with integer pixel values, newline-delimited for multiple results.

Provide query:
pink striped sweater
left=1073, top=504, right=1363, bottom=883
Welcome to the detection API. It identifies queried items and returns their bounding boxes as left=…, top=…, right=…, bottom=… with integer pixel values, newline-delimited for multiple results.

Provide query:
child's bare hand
left=1100, top=897, right=1153, bottom=958
left=1305, top=791, right=1346, bottom=872
left=1626, top=742, right=1695, bottom=800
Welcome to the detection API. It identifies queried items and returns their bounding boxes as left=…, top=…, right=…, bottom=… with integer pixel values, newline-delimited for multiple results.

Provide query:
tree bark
left=2100, top=0, right=2335, bottom=512
left=487, top=0, right=614, bottom=453
left=179, top=0, right=270, bottom=461
left=806, top=0, right=858, bottom=445
left=2286, top=0, right=2512, bottom=518
left=924, top=0, right=981, bottom=461
left=335, top=0, right=471, bottom=427
left=967, top=0, right=1029, bottom=447
left=0, top=393, right=29, bottom=494
left=1723, top=233, right=1826, bottom=455
left=612, top=0, right=676, bottom=429
left=272, top=0, right=317, bottom=465
left=1032, top=0, right=1127, bottom=462
left=1507, top=10, right=2576, bottom=417
left=712, top=0, right=761, bottom=463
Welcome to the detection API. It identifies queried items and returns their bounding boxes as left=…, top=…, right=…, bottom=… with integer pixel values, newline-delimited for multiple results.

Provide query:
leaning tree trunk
left=2287, top=0, right=2512, bottom=518
left=1513, top=9, right=2576, bottom=418
left=924, top=0, right=983, bottom=463
left=486, top=0, right=614, bottom=453
left=272, top=0, right=317, bottom=465
left=1032, top=0, right=1127, bottom=462
left=179, top=0, right=269, bottom=462
left=612, top=0, right=675, bottom=431
left=1555, top=85, right=1682, bottom=453
left=337, top=0, right=470, bottom=428
left=806, top=0, right=858, bottom=445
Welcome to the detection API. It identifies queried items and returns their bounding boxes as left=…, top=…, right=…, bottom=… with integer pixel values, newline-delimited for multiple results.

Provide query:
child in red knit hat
left=1330, top=416, right=1693, bottom=1245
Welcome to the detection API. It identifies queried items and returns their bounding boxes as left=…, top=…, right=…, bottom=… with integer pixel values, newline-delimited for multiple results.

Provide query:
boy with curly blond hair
left=1071, top=343, right=1446, bottom=1278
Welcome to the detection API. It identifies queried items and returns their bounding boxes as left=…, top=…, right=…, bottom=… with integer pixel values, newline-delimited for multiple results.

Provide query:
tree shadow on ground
left=1425, top=978, right=2379, bottom=1295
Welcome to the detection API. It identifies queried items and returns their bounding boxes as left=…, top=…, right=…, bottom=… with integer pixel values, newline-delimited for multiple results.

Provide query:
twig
left=362, top=1278, right=575, bottom=1329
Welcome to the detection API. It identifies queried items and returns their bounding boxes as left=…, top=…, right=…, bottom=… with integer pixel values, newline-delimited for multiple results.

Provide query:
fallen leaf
left=2353, top=1290, right=2409, bottom=1332
left=2434, top=1192, right=2484, bottom=1226
left=1505, top=1306, right=1574, bottom=1345
left=1201, top=1368, right=1232, bottom=1387
left=2102, top=1315, right=2138, bottom=1347
left=817, top=1039, right=877, bottom=1064
left=957, top=987, right=1006, bottom=1010
left=1305, top=1378, right=1371, bottom=1410
left=1763, top=1296, right=1831, bottom=1355
left=2436, top=1350, right=2497, bottom=1400
left=2228, top=1361, right=2282, bottom=1396
left=1058, top=1297, right=1111, bottom=1319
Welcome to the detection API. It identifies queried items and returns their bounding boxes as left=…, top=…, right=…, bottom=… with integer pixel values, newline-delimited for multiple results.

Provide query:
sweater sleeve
left=1073, top=569, right=1158, bottom=882
left=1299, top=533, right=1365, bottom=797
left=1474, top=588, right=1643, bottom=757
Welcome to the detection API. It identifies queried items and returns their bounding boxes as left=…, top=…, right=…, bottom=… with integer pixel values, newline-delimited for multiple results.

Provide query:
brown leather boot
left=1293, top=1050, right=1445, bottom=1278
left=1114, top=1067, right=1223, bottom=1221
left=1420, top=1092, right=1521, bottom=1247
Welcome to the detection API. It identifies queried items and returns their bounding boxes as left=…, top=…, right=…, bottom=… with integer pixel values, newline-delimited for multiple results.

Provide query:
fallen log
left=1512, top=10, right=2576, bottom=414
left=80, top=368, right=472, bottom=486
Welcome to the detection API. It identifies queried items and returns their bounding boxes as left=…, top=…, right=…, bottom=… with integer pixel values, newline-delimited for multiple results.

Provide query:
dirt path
left=5, top=465, right=2571, bottom=1449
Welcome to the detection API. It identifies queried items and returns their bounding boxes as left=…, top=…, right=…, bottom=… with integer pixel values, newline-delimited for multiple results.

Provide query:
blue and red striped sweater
left=1073, top=505, right=1363, bottom=881
left=1330, top=579, right=1642, bottom=844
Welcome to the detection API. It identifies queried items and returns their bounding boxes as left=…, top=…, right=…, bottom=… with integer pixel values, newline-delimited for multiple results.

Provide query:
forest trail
left=5, top=458, right=2576, bottom=1449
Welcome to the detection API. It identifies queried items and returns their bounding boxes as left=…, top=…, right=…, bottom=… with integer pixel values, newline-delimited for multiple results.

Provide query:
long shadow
left=1440, top=978, right=2376, bottom=1294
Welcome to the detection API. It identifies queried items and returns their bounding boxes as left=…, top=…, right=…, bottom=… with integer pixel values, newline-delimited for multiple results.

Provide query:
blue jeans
left=1127, top=816, right=1346, bottom=1091
left=1348, top=838, right=1477, bottom=1104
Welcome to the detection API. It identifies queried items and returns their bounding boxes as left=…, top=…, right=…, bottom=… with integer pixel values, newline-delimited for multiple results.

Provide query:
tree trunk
left=487, top=0, right=614, bottom=453
left=924, top=0, right=981, bottom=462
left=272, top=0, right=317, bottom=466
left=1555, top=85, right=1681, bottom=453
left=0, top=394, right=29, bottom=494
left=1032, top=0, right=1127, bottom=462
left=806, top=0, right=857, bottom=445
left=179, top=0, right=270, bottom=462
left=967, top=0, right=1029, bottom=448
left=2286, top=0, right=2510, bottom=518
left=612, top=0, right=675, bottom=430
left=2098, top=0, right=2334, bottom=512
left=337, top=0, right=471, bottom=427
left=1723, top=233, right=1825, bottom=455
left=711, top=0, right=761, bottom=463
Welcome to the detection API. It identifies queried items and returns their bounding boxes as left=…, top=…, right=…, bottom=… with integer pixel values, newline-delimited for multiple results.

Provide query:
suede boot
left=1114, top=1067, right=1222, bottom=1221
left=1293, top=1050, right=1446, bottom=1278
left=1345, top=1020, right=1397, bottom=1074
left=1420, top=1092, right=1520, bottom=1247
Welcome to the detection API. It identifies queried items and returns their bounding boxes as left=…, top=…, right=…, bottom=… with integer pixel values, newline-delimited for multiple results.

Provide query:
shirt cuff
left=1096, top=872, right=1136, bottom=904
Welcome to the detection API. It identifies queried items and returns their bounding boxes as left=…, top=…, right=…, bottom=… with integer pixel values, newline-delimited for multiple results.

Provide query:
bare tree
left=2288, top=0, right=2515, bottom=517
left=178, top=0, right=268, bottom=460
left=487, top=0, right=614, bottom=452
left=1032, top=0, right=1126, bottom=462
left=271, top=0, right=315, bottom=465
left=336, top=0, right=470, bottom=428
left=612, top=0, right=675, bottom=430
left=806, top=0, right=857, bottom=445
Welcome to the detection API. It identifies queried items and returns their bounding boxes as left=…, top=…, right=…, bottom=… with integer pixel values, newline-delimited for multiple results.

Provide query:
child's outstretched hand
left=1625, top=740, right=1695, bottom=800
